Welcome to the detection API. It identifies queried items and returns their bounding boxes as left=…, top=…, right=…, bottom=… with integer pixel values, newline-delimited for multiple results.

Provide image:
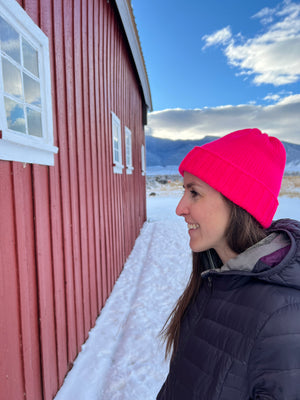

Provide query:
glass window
left=125, top=126, right=133, bottom=174
left=27, top=107, right=42, bottom=137
left=4, top=96, right=25, bottom=133
left=0, top=14, right=20, bottom=63
left=111, top=111, right=123, bottom=174
left=22, top=38, right=39, bottom=77
left=23, top=73, right=41, bottom=106
left=2, top=58, right=22, bottom=98
left=0, top=0, right=57, bottom=165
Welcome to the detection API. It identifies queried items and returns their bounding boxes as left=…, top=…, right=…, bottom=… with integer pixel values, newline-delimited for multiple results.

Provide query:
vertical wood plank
left=74, top=0, right=92, bottom=337
left=33, top=164, right=58, bottom=400
left=0, top=163, right=25, bottom=400
left=81, top=0, right=99, bottom=317
left=49, top=163, right=69, bottom=386
left=93, top=0, right=106, bottom=309
left=103, top=1, right=114, bottom=296
left=12, top=163, right=43, bottom=400
left=97, top=0, right=111, bottom=305
left=109, top=9, right=118, bottom=285
left=116, top=25, right=124, bottom=277
left=40, top=0, right=68, bottom=386
left=86, top=0, right=99, bottom=323
left=63, top=0, right=85, bottom=347
left=23, top=0, right=39, bottom=25
left=53, top=0, right=78, bottom=364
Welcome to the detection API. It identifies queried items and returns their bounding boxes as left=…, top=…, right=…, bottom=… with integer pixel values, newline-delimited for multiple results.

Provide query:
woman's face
left=176, top=172, right=236, bottom=264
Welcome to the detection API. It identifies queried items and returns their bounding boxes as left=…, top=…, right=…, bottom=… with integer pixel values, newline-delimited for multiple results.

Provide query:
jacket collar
left=202, top=219, right=300, bottom=290
left=219, top=232, right=290, bottom=273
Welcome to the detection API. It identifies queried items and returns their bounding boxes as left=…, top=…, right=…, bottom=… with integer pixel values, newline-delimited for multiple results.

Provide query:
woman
left=157, top=128, right=300, bottom=399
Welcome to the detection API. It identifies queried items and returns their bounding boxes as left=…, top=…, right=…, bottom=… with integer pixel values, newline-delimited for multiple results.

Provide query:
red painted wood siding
left=0, top=0, right=147, bottom=399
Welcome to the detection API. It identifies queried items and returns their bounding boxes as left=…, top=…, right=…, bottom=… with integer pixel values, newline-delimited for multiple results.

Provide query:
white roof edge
left=114, top=0, right=152, bottom=111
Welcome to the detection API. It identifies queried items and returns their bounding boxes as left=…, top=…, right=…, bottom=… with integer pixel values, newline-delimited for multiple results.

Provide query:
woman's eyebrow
left=184, top=182, right=197, bottom=189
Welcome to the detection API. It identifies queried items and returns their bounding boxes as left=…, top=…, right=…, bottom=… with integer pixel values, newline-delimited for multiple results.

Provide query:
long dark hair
left=160, top=197, right=267, bottom=360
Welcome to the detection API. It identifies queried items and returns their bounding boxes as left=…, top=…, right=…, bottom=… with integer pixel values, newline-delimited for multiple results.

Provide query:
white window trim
left=111, top=111, right=124, bottom=174
left=0, top=0, right=58, bottom=166
left=125, top=126, right=133, bottom=175
left=141, top=144, right=145, bottom=176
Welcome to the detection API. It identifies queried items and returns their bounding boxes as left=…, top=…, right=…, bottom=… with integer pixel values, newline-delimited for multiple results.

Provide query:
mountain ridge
left=145, top=135, right=300, bottom=174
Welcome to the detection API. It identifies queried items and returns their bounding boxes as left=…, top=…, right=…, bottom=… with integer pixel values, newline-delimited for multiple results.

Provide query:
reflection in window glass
left=4, top=96, right=25, bottom=133
left=114, top=148, right=119, bottom=163
left=0, top=15, right=20, bottom=63
left=113, top=123, right=120, bottom=162
left=22, top=38, right=39, bottom=77
left=2, top=58, right=22, bottom=97
left=27, top=107, right=42, bottom=137
left=23, top=73, right=41, bottom=106
left=114, top=140, right=120, bottom=162
left=125, top=128, right=132, bottom=167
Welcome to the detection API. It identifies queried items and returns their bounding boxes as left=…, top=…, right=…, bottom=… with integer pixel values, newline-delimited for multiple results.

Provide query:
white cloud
left=264, top=94, right=281, bottom=102
left=146, top=94, right=300, bottom=144
left=202, top=26, right=232, bottom=49
left=276, top=93, right=300, bottom=105
left=252, top=5, right=278, bottom=25
left=202, top=1, right=300, bottom=86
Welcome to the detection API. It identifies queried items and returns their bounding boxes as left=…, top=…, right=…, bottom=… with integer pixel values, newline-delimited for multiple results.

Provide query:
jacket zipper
left=207, top=276, right=213, bottom=292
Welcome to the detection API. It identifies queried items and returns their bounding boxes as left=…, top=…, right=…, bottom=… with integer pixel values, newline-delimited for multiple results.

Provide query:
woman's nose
left=176, top=196, right=188, bottom=216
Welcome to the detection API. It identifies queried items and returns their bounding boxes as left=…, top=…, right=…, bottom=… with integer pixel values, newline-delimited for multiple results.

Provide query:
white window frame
left=0, top=0, right=57, bottom=166
left=141, top=144, right=146, bottom=176
left=111, top=111, right=123, bottom=174
left=125, top=126, right=133, bottom=175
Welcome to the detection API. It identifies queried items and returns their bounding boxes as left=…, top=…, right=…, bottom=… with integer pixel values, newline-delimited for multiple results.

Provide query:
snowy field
left=54, top=176, right=300, bottom=400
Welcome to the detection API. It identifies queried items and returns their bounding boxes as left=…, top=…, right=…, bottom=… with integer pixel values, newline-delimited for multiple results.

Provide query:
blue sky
left=131, top=0, right=300, bottom=144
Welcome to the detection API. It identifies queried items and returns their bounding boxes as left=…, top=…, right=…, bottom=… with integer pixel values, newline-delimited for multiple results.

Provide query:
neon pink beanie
left=179, top=128, right=286, bottom=228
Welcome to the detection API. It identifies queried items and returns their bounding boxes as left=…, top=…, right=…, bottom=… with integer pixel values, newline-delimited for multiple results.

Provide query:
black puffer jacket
left=157, top=219, right=300, bottom=400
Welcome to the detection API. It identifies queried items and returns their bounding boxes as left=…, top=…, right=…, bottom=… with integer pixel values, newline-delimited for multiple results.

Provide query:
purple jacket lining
left=260, top=245, right=291, bottom=267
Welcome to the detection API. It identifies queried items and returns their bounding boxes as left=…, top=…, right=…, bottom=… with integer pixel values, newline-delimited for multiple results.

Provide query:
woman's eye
left=190, top=190, right=198, bottom=198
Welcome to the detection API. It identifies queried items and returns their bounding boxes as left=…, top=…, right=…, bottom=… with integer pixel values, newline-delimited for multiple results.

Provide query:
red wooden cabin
left=0, top=0, right=151, bottom=398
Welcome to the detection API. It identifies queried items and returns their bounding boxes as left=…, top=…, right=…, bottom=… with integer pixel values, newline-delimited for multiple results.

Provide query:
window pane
left=113, top=123, right=119, bottom=139
left=0, top=16, right=20, bottom=63
left=23, top=73, right=41, bottom=106
left=125, top=129, right=132, bottom=166
left=4, top=96, right=25, bottom=133
left=22, top=38, right=39, bottom=77
left=113, top=135, right=119, bottom=149
left=114, top=149, right=119, bottom=163
left=27, top=107, right=42, bottom=137
left=126, top=138, right=130, bottom=165
left=126, top=150, right=130, bottom=166
left=2, top=57, right=22, bottom=98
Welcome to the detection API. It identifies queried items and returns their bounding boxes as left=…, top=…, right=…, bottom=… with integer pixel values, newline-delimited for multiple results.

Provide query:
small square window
left=125, top=126, right=133, bottom=175
left=111, top=111, right=123, bottom=174
left=0, top=0, right=58, bottom=165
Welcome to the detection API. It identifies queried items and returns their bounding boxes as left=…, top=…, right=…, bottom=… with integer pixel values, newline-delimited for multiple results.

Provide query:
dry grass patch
left=280, top=175, right=300, bottom=198
left=147, top=174, right=300, bottom=199
left=146, top=175, right=183, bottom=197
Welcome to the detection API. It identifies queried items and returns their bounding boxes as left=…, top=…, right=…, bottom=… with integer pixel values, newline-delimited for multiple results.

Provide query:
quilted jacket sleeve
left=248, top=302, right=300, bottom=399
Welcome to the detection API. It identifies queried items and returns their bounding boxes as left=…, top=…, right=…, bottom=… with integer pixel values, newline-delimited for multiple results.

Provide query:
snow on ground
left=54, top=190, right=190, bottom=400
left=54, top=182, right=300, bottom=400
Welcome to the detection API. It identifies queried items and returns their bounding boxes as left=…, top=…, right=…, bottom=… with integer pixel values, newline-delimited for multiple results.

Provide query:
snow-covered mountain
left=146, top=136, right=300, bottom=175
